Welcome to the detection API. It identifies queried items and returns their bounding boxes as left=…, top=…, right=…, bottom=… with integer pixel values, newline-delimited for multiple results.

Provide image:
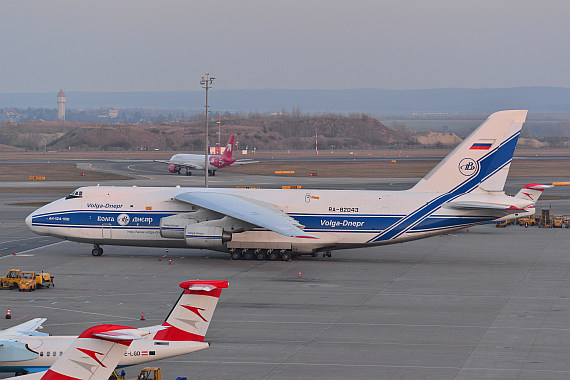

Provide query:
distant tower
left=57, top=89, right=66, bottom=122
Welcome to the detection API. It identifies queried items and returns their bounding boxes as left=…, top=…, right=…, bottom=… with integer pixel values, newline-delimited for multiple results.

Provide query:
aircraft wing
left=174, top=192, right=317, bottom=238
left=231, top=159, right=261, bottom=166
left=153, top=159, right=203, bottom=169
left=153, top=159, right=172, bottom=165
left=0, top=318, right=47, bottom=337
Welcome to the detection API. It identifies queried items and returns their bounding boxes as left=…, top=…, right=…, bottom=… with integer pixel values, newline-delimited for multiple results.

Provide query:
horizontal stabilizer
left=447, top=201, right=524, bottom=212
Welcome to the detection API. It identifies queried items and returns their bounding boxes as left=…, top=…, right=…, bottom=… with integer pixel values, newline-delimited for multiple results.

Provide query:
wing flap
left=174, top=192, right=316, bottom=238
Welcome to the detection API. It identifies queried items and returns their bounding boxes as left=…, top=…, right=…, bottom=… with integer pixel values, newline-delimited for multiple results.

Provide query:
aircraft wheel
left=92, top=246, right=103, bottom=256
left=281, top=252, right=292, bottom=261
left=255, top=251, right=266, bottom=260
left=268, top=251, right=278, bottom=261
left=243, top=251, right=253, bottom=260
left=212, top=171, right=216, bottom=176
left=230, top=251, right=241, bottom=260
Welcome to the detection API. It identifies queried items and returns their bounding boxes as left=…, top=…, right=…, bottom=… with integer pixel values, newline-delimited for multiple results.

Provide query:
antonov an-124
left=27, top=110, right=546, bottom=260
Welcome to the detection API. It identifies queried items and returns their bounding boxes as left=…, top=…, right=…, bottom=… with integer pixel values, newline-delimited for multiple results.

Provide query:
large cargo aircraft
left=0, top=281, right=227, bottom=375
left=27, top=111, right=540, bottom=260
left=153, top=135, right=259, bottom=176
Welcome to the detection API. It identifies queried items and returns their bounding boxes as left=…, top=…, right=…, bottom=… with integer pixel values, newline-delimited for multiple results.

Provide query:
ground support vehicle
left=552, top=215, right=565, bottom=228
left=1, top=269, right=53, bottom=290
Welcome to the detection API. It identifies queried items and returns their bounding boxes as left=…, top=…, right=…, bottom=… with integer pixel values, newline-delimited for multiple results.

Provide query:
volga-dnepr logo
left=117, top=213, right=130, bottom=226
left=458, top=158, right=479, bottom=176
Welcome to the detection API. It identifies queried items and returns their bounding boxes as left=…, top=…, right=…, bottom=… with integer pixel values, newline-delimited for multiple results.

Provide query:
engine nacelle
left=185, top=225, right=232, bottom=249
left=168, top=164, right=179, bottom=173
left=160, top=216, right=197, bottom=239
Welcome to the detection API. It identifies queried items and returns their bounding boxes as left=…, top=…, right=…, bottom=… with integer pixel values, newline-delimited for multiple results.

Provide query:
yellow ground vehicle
left=135, top=368, right=162, bottom=380
left=1, top=269, right=53, bottom=290
left=110, top=367, right=163, bottom=380
left=518, top=216, right=536, bottom=226
left=18, top=272, right=38, bottom=292
left=111, top=368, right=162, bottom=380
left=552, top=215, right=564, bottom=228
left=496, top=220, right=509, bottom=228
left=1, top=270, right=23, bottom=289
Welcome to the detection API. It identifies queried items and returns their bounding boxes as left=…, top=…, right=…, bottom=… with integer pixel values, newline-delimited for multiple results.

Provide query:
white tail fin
left=152, top=280, right=228, bottom=342
left=412, top=110, right=528, bottom=194
left=36, top=325, right=147, bottom=380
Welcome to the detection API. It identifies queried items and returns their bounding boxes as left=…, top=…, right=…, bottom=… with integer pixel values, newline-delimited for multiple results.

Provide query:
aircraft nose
left=25, top=212, right=34, bottom=229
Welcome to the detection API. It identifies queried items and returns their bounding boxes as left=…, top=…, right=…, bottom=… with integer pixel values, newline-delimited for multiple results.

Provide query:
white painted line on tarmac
left=0, top=241, right=68, bottom=259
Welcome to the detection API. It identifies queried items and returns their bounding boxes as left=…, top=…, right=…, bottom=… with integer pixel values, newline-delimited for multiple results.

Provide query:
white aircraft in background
left=0, top=280, right=228, bottom=376
left=7, top=324, right=150, bottom=380
left=27, top=110, right=546, bottom=260
left=153, top=135, right=259, bottom=176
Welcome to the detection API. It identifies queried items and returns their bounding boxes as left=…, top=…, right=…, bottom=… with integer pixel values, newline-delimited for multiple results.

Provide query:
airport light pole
left=200, top=74, right=215, bottom=188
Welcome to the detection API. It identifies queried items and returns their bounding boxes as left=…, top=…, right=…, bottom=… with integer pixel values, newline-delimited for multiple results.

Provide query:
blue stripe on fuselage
left=367, top=131, right=520, bottom=243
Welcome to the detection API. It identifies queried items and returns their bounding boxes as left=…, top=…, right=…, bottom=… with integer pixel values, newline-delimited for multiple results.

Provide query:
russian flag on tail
left=470, top=139, right=495, bottom=150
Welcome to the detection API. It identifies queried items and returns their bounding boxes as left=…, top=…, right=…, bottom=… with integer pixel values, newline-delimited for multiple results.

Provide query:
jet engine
left=168, top=164, right=180, bottom=173
left=185, top=225, right=232, bottom=249
left=160, top=216, right=197, bottom=239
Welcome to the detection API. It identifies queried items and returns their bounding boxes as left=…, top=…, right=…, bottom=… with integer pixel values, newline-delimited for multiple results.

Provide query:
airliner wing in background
left=0, top=318, right=47, bottom=337
left=231, top=159, right=261, bottom=166
left=153, top=159, right=203, bottom=169
left=174, top=192, right=317, bottom=238
left=152, top=159, right=172, bottom=165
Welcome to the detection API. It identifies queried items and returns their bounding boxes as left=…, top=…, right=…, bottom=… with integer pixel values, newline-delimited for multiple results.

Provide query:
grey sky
left=2, top=0, right=569, bottom=92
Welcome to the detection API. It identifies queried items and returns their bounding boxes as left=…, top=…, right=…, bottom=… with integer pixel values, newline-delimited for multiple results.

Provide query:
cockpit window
left=65, top=190, right=83, bottom=200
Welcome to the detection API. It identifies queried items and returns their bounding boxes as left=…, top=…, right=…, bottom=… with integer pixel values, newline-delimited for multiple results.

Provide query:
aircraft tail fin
left=222, top=135, right=235, bottom=158
left=412, top=110, right=528, bottom=194
left=40, top=325, right=147, bottom=380
left=515, top=183, right=552, bottom=203
left=152, top=280, right=228, bottom=342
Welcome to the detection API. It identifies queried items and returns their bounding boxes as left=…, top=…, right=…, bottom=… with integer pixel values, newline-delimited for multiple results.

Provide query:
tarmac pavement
left=1, top=173, right=570, bottom=379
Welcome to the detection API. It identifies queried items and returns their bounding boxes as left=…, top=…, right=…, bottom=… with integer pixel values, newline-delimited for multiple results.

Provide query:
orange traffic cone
left=298, top=271, right=302, bottom=278
left=140, top=312, right=145, bottom=321
left=13, top=249, right=15, bottom=255
left=6, top=308, right=11, bottom=319
left=169, top=259, right=172, bottom=265
left=166, top=248, right=169, bottom=253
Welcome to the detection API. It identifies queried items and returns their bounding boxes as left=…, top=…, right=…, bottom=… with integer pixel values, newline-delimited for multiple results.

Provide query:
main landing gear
left=92, top=244, right=104, bottom=256
left=229, top=249, right=292, bottom=261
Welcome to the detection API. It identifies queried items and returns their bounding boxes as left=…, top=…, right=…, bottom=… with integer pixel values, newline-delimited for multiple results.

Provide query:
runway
left=1, top=169, right=570, bottom=379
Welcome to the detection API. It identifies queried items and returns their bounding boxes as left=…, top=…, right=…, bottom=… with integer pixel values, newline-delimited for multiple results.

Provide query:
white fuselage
left=170, top=154, right=224, bottom=171
left=0, top=334, right=209, bottom=373
left=26, top=186, right=532, bottom=254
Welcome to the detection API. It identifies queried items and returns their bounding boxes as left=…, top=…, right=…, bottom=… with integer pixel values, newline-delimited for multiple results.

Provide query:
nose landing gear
left=92, top=244, right=104, bottom=256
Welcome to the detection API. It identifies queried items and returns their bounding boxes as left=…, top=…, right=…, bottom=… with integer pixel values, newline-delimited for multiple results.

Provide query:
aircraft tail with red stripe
left=152, top=281, right=228, bottom=342
left=13, top=325, right=149, bottom=380
left=222, top=135, right=235, bottom=158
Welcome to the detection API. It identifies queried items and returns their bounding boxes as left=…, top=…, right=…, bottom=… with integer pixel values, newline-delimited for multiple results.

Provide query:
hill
left=0, top=115, right=413, bottom=152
